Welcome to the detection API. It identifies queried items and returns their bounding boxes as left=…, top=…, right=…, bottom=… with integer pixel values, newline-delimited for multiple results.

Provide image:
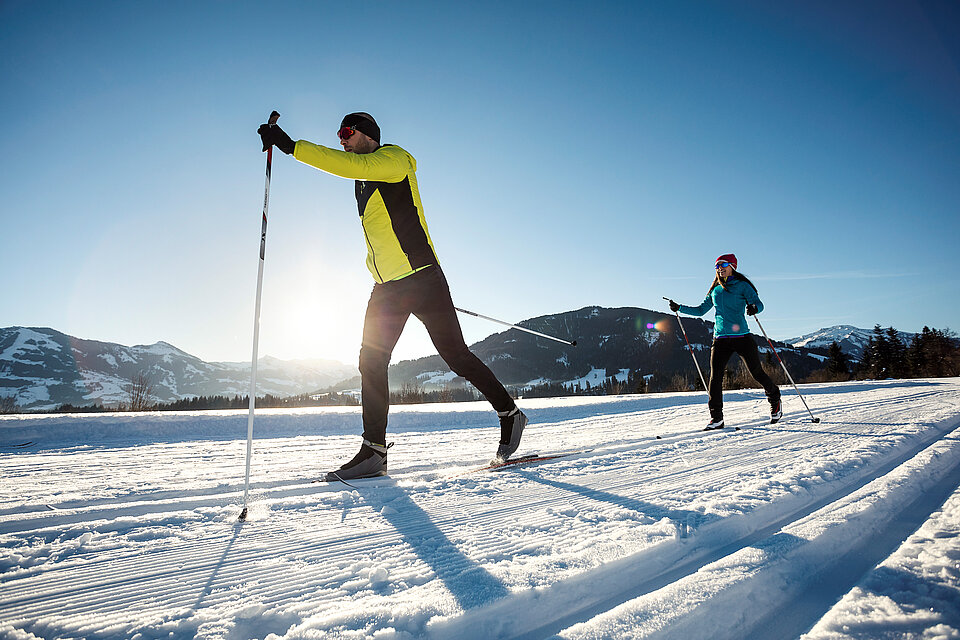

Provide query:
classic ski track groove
left=2, top=383, right=959, bottom=637
left=4, top=428, right=957, bottom=625
left=0, top=429, right=720, bottom=529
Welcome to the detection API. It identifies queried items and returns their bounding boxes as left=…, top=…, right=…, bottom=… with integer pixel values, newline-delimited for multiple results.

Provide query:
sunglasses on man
left=337, top=125, right=358, bottom=140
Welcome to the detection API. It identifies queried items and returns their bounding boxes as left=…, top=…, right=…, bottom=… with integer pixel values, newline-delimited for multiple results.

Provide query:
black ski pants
left=358, top=265, right=515, bottom=445
left=708, top=335, right=781, bottom=420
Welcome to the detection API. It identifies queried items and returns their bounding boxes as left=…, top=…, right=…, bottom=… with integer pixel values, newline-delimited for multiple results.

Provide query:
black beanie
left=341, top=112, right=380, bottom=144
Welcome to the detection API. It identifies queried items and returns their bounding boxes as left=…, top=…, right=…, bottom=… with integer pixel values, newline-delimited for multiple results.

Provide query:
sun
left=261, top=276, right=366, bottom=364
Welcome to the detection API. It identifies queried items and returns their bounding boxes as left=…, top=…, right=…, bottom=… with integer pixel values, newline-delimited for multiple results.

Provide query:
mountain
left=0, top=327, right=357, bottom=411
left=330, top=306, right=831, bottom=394
left=2, top=309, right=841, bottom=411
left=786, top=325, right=917, bottom=360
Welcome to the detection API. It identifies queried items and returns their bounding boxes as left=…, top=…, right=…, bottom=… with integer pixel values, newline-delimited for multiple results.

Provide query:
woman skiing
left=667, top=254, right=782, bottom=430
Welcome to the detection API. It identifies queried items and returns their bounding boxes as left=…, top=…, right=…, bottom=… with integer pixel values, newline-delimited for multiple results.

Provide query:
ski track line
left=0, top=460, right=782, bottom=622
left=0, top=410, right=932, bottom=580
left=0, top=429, right=715, bottom=531
left=3, top=465, right=668, bottom=616
left=2, top=383, right=956, bottom=636
left=1, top=417, right=950, bottom=629
left=738, top=440, right=960, bottom=640
left=429, top=417, right=960, bottom=640
left=0, top=420, right=924, bottom=548
left=553, top=431, right=960, bottom=640
left=1, top=521, right=430, bottom=623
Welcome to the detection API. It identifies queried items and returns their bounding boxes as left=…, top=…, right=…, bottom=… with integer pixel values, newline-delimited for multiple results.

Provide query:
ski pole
left=663, top=298, right=708, bottom=392
left=454, top=307, right=577, bottom=346
left=239, top=110, right=280, bottom=522
left=752, top=315, right=821, bottom=424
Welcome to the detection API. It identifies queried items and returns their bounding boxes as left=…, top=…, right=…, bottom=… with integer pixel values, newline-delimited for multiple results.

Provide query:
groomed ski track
left=1, top=378, right=959, bottom=639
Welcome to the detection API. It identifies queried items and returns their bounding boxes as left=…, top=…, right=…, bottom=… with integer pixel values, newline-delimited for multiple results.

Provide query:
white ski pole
left=455, top=307, right=577, bottom=346
left=239, top=110, right=280, bottom=522
left=752, top=315, right=821, bottom=424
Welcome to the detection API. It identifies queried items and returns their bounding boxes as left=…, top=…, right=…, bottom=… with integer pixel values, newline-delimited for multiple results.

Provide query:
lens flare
left=637, top=317, right=672, bottom=333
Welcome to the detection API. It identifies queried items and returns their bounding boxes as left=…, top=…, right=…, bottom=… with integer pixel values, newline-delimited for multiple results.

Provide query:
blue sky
left=2, top=1, right=958, bottom=365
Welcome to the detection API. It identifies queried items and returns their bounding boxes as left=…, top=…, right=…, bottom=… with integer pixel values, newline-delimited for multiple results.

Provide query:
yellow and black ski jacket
left=293, top=141, right=438, bottom=284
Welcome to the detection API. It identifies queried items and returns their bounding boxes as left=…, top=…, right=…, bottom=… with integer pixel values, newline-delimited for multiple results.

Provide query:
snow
left=0, top=327, right=63, bottom=361
left=3, top=382, right=51, bottom=406
left=1, top=378, right=959, bottom=639
left=802, top=486, right=960, bottom=639
left=97, top=353, right=119, bottom=368
left=417, top=370, right=460, bottom=387
left=136, top=341, right=185, bottom=358
left=563, top=367, right=629, bottom=390
left=788, top=325, right=868, bottom=350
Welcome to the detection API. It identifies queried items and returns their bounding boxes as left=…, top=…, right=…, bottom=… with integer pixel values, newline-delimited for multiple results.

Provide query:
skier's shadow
left=519, top=472, right=715, bottom=532
left=358, top=480, right=509, bottom=610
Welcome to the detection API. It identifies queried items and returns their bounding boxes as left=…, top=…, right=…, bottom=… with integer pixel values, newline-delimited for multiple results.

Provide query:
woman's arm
left=678, top=292, right=715, bottom=317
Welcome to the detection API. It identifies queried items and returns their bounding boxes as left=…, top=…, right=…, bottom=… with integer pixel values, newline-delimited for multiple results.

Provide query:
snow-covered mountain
left=367, top=306, right=829, bottom=394
left=4, top=308, right=836, bottom=410
left=0, top=327, right=357, bottom=411
left=786, top=325, right=917, bottom=359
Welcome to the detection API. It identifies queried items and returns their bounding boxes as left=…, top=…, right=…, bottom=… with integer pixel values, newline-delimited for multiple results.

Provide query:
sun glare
left=263, top=280, right=365, bottom=363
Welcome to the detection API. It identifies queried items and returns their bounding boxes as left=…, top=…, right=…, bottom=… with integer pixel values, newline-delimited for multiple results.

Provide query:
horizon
left=2, top=2, right=958, bottom=365
left=1, top=308, right=931, bottom=368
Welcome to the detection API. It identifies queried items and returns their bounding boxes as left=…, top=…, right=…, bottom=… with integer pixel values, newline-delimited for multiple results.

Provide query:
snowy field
left=1, top=379, right=959, bottom=640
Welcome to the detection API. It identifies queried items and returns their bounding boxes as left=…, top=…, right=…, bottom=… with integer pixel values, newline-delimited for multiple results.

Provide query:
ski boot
left=324, top=440, right=391, bottom=482
left=704, top=416, right=725, bottom=431
left=770, top=399, right=783, bottom=424
left=495, top=407, right=527, bottom=461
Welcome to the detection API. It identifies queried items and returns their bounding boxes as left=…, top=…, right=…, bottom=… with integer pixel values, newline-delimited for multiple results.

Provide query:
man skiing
left=258, top=112, right=526, bottom=480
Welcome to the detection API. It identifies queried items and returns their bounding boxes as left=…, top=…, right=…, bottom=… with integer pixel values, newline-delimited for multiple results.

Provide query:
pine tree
left=885, top=327, right=907, bottom=378
left=928, top=328, right=960, bottom=377
left=826, top=341, right=849, bottom=378
left=908, top=328, right=929, bottom=377
left=871, top=325, right=891, bottom=378
left=857, top=336, right=875, bottom=379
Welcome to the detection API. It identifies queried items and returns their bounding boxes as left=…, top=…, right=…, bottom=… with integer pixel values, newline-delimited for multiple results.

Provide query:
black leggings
left=358, top=266, right=514, bottom=444
left=708, top=336, right=781, bottom=420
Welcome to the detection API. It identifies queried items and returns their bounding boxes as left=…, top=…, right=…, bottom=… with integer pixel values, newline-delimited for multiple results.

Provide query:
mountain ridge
left=328, top=305, right=830, bottom=396
left=786, top=325, right=917, bottom=359
left=0, top=326, right=357, bottom=411
left=3, top=311, right=890, bottom=411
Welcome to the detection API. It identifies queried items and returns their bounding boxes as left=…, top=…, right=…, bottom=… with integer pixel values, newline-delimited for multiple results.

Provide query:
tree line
left=809, top=325, right=960, bottom=382
left=45, top=392, right=359, bottom=413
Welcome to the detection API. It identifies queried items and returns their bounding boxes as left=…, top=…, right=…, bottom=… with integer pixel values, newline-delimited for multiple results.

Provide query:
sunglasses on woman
left=715, top=262, right=732, bottom=269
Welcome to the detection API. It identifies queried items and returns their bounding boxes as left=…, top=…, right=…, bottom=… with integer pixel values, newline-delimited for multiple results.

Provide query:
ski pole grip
left=268, top=110, right=280, bottom=125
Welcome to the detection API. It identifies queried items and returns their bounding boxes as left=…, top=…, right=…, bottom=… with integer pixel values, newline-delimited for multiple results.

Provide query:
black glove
left=258, top=122, right=295, bottom=155
left=668, top=299, right=680, bottom=312
left=746, top=303, right=758, bottom=316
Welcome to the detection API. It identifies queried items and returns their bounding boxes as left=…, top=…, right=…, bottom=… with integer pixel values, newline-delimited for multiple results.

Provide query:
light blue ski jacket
left=678, top=274, right=763, bottom=339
